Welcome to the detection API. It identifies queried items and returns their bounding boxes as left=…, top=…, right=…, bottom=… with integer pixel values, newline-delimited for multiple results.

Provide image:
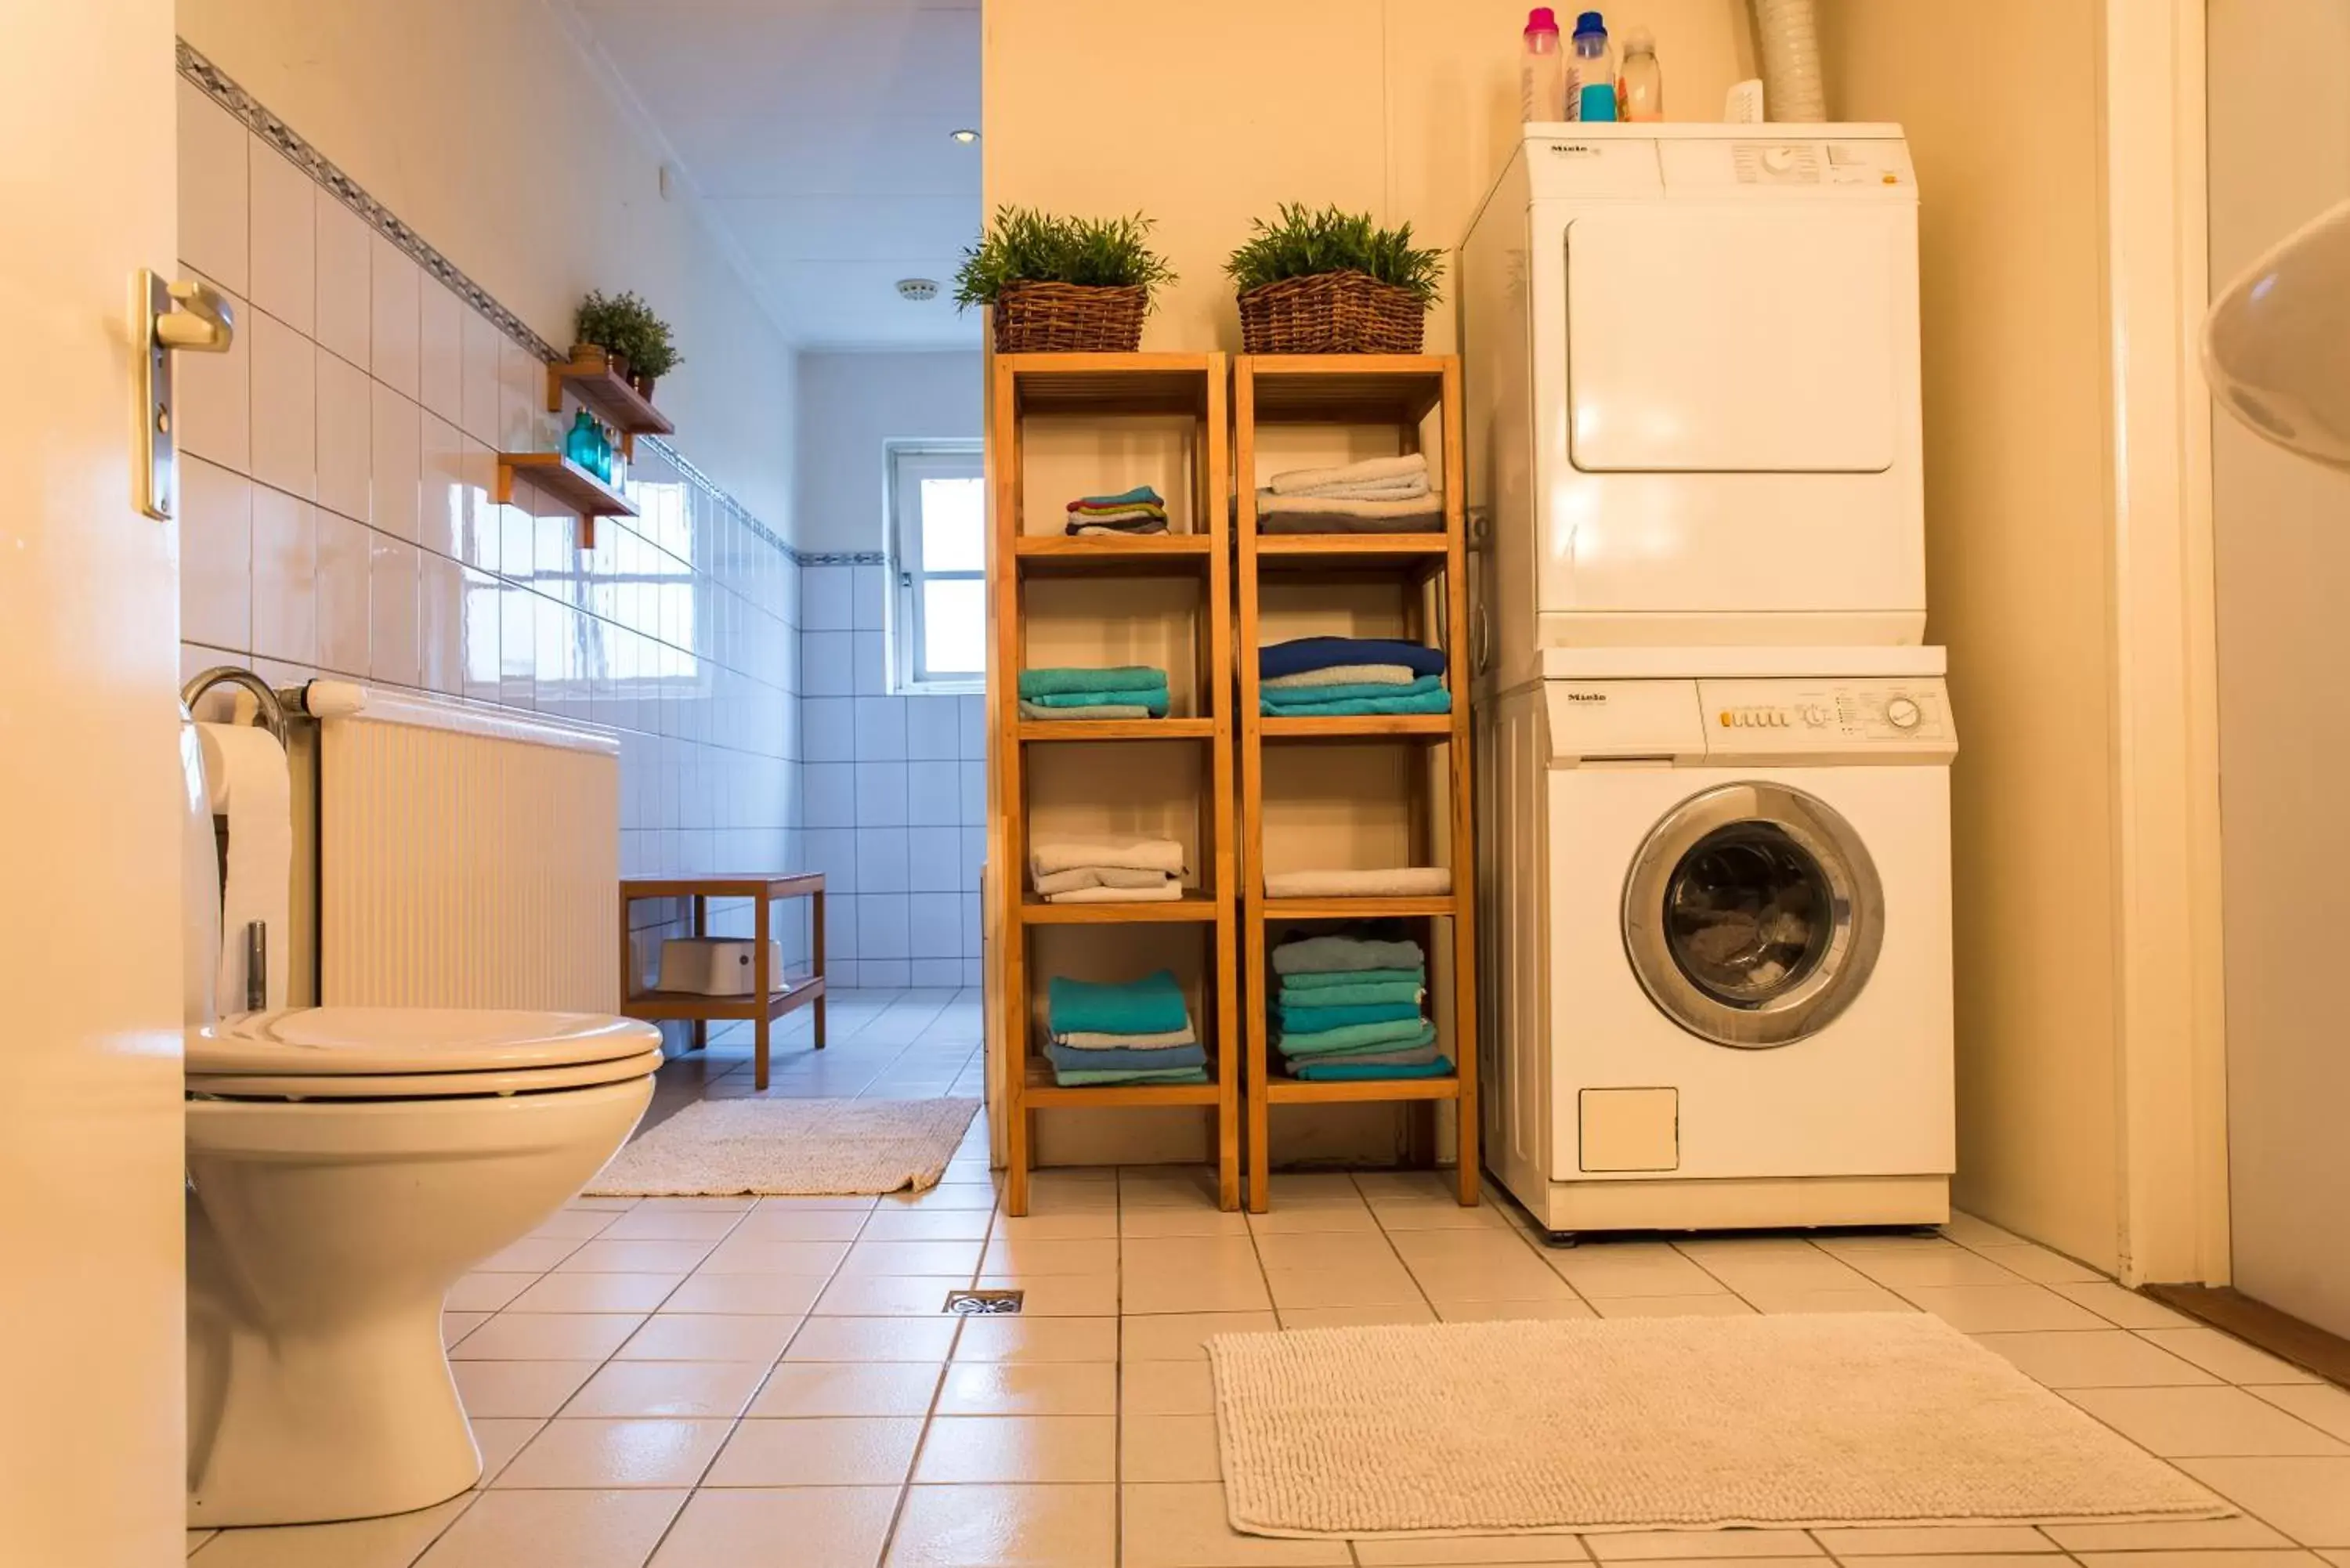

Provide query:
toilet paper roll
left=196, top=723, right=292, bottom=1016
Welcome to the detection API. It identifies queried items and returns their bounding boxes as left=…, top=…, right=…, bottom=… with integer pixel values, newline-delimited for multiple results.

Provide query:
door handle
left=136, top=269, right=238, bottom=520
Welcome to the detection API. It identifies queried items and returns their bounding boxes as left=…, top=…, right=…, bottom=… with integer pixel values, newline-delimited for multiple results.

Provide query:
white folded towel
left=1264, top=866, right=1453, bottom=899
left=1045, top=883, right=1185, bottom=905
left=1053, top=1025, right=1200, bottom=1050
left=1268, top=453, right=1428, bottom=496
left=1254, top=489, right=1445, bottom=518
left=1033, top=865, right=1177, bottom=895
left=1261, top=663, right=1419, bottom=691
left=1030, top=836, right=1187, bottom=879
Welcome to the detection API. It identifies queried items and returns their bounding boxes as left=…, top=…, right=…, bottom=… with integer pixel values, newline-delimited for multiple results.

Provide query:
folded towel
left=1047, top=970, right=1189, bottom=1035
left=1254, top=490, right=1447, bottom=519
left=1071, top=524, right=1170, bottom=537
left=1054, top=1024, right=1197, bottom=1049
left=1260, top=508, right=1444, bottom=536
left=1264, top=867, right=1452, bottom=900
left=1272, top=934, right=1425, bottom=975
left=1071, top=485, right=1165, bottom=508
left=1020, top=701, right=1156, bottom=720
left=1260, top=637, right=1447, bottom=681
left=1281, top=966, right=1423, bottom=991
left=1292, top=1056, right=1454, bottom=1082
left=1261, top=664, right=1419, bottom=691
left=1260, top=687, right=1452, bottom=718
left=1019, top=667, right=1170, bottom=699
left=1054, top=1065, right=1211, bottom=1086
left=1046, top=1042, right=1206, bottom=1074
left=1284, top=1040, right=1445, bottom=1069
left=1277, top=979, right=1425, bottom=1009
left=1045, top=883, right=1185, bottom=905
left=1267, top=454, right=1426, bottom=496
left=1028, top=688, right=1172, bottom=717
left=1275, top=1000, right=1426, bottom=1033
left=1068, top=506, right=1168, bottom=523
left=1034, top=865, right=1177, bottom=896
left=1031, top=837, right=1186, bottom=879
left=1260, top=675, right=1444, bottom=707
left=1276, top=1018, right=1438, bottom=1054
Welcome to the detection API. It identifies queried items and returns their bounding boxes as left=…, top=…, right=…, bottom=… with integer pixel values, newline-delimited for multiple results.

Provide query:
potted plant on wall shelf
left=954, top=207, right=1176, bottom=353
left=1226, top=204, right=1443, bottom=355
left=572, top=290, right=683, bottom=402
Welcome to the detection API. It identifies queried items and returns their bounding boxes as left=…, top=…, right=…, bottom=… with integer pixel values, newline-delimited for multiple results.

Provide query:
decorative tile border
left=176, top=38, right=799, bottom=567
left=797, top=551, right=890, bottom=567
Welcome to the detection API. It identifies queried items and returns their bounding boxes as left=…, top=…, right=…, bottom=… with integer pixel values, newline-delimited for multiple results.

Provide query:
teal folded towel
left=1073, top=485, right=1164, bottom=509
left=1294, top=1056, right=1454, bottom=1082
left=1275, top=1018, right=1436, bottom=1055
left=1287, top=1040, right=1444, bottom=1069
left=1261, top=686, right=1452, bottom=718
left=1277, top=979, right=1423, bottom=1009
left=1280, top=966, right=1424, bottom=991
left=1275, top=1001, right=1425, bottom=1033
left=1272, top=935, right=1426, bottom=976
left=1025, top=687, right=1171, bottom=717
left=1054, top=1065, right=1210, bottom=1086
left=1020, top=666, right=1170, bottom=699
left=1047, top=970, right=1188, bottom=1036
left=1260, top=674, right=1443, bottom=706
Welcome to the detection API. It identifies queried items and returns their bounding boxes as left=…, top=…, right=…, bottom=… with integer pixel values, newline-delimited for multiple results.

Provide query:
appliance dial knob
left=1763, top=146, right=1798, bottom=173
left=1802, top=705, right=1829, bottom=726
left=1886, top=695, right=1922, bottom=731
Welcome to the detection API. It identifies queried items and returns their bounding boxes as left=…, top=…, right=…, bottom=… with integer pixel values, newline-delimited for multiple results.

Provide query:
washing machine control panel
left=1701, top=678, right=1954, bottom=757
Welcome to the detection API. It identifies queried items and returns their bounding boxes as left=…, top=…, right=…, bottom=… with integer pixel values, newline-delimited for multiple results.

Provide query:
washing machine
left=1476, top=646, right=1955, bottom=1235
left=1459, top=125, right=1923, bottom=681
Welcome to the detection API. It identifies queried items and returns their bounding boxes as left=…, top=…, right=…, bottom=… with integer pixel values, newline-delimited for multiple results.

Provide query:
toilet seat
left=187, top=1006, right=665, bottom=1100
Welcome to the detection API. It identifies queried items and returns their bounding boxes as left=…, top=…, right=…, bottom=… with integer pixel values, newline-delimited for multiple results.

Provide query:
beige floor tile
left=657, top=1273, right=826, bottom=1316
left=183, top=1498, right=469, bottom=1566
left=449, top=1312, right=643, bottom=1362
left=2049, top=1282, right=2195, bottom=1330
left=884, top=1482, right=1116, bottom=1568
left=443, top=1312, right=491, bottom=1348
left=1940, top=1212, right=2026, bottom=1248
left=187, top=1529, right=217, bottom=1559
left=1844, top=1249, right=2032, bottom=1289
left=935, top=1359, right=1118, bottom=1416
left=633, top=1197, right=757, bottom=1213
left=1369, top=1198, right=1520, bottom=1233
left=471, top=1418, right=544, bottom=1484
left=597, top=1209, right=747, bottom=1243
left=2044, top=1519, right=2299, bottom=1552
left=782, top=1315, right=959, bottom=1362
left=1974, top=1329, right=2220, bottom=1388
left=1246, top=1205, right=1381, bottom=1236
left=1408, top=1255, right=1582, bottom=1303
left=2253, top=1386, right=2350, bottom=1445
left=837, top=1239, right=985, bottom=1277
left=1815, top=1234, right=1964, bottom=1256
left=1967, top=1243, right=2104, bottom=1284
left=450, top=1360, right=602, bottom=1419
left=1432, top=1299, right=1598, bottom=1322
left=1120, top=1168, right=1228, bottom=1207
left=557, top=1239, right=721, bottom=1275
left=2321, top=1553, right=2350, bottom=1567
left=1124, top=1268, right=1276, bottom=1316
left=860, top=1207, right=994, bottom=1241
left=1679, top=1254, right=1875, bottom=1295
left=727, top=1209, right=869, bottom=1243
left=1810, top=1527, right=2059, bottom=1555
left=531, top=1209, right=624, bottom=1240
left=612, top=1311, right=801, bottom=1362
left=446, top=1274, right=534, bottom=1313
left=814, top=1274, right=970, bottom=1317
left=888, top=1180, right=1010, bottom=1212
left=1546, top=1248, right=1726, bottom=1299
left=1824, top=1557, right=2056, bottom=1568
left=2139, top=1331, right=2324, bottom=1386
left=994, top=1210, right=1123, bottom=1241
left=1125, top=1237, right=1265, bottom=1272
left=1264, top=1265, right=1426, bottom=1310
left=1738, top=1285, right=1915, bottom=1314
left=1253, top=1232, right=1407, bottom=1271
left=2067, top=1386, right=2349, bottom=1457
left=1277, top=1302, right=1442, bottom=1330
left=647, top=1487, right=896, bottom=1568
left=953, top=1315, right=1119, bottom=1363
left=492, top=1418, right=730, bottom=1490
left=978, top=1237, right=1118, bottom=1275
left=1123, top=1411, right=1223, bottom=1482
left=1124, top=1207, right=1255, bottom=1238
left=1897, top=1285, right=2106, bottom=1333
left=751, top=1194, right=876, bottom=1214
left=566, top=1197, right=642, bottom=1212
left=558, top=1361, right=766, bottom=1420
left=980, top=1273, right=1122, bottom=1317
left=2072, top=1554, right=2329, bottom=1568
left=703, top=1417, right=923, bottom=1487
left=1350, top=1534, right=1590, bottom=1564
left=1586, top=1530, right=1821, bottom=1559
left=2175, top=1458, right=2350, bottom=1545
left=505, top=1274, right=685, bottom=1315
left=479, top=1236, right=587, bottom=1274
left=1592, top=1295, right=1757, bottom=1318
left=1121, top=1481, right=1354, bottom=1565
left=1124, top=1359, right=1217, bottom=1414
left=747, top=1361, right=942, bottom=1418
left=697, top=1238, right=852, bottom=1275
left=1123, top=1311, right=1282, bottom=1360
left=914, top=1414, right=1117, bottom=1483
left=413, top=1488, right=684, bottom=1568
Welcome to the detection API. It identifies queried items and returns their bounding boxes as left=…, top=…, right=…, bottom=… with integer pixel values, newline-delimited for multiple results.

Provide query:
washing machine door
left=1621, top=782, right=1883, bottom=1049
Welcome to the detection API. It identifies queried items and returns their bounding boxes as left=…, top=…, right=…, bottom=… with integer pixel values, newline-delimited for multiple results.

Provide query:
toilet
left=178, top=715, right=663, bottom=1527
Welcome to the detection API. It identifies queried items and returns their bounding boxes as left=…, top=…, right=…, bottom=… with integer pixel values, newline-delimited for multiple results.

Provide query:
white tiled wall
left=797, top=561, right=985, bottom=988
left=174, top=79, right=808, bottom=1011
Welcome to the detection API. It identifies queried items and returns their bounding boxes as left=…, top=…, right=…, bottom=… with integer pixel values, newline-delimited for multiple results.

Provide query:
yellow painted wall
left=1818, top=0, right=2122, bottom=1270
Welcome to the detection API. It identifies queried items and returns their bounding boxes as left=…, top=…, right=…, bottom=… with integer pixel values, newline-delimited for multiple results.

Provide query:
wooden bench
left=619, top=873, right=826, bottom=1089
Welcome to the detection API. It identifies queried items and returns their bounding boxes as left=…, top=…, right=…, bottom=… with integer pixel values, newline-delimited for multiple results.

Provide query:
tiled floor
left=187, top=989, right=2350, bottom=1566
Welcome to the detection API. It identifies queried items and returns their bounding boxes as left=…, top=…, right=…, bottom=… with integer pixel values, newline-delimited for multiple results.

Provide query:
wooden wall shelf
left=496, top=453, right=636, bottom=548
left=619, top=872, right=826, bottom=1090
left=546, top=359, right=674, bottom=458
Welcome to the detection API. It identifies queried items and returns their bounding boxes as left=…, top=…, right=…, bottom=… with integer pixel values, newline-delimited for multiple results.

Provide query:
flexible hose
left=1751, top=0, right=1827, bottom=122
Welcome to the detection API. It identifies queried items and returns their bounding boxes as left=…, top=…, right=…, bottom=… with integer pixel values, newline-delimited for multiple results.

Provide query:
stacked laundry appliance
left=1459, top=122, right=1958, bottom=1236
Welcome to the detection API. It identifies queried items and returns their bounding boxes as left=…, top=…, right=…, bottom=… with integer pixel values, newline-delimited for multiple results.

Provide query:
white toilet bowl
left=184, top=1008, right=662, bottom=1526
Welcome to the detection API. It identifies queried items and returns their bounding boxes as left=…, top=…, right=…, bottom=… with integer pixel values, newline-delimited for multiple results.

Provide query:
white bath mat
left=587, top=1097, right=979, bottom=1197
left=1208, top=1312, right=2230, bottom=1539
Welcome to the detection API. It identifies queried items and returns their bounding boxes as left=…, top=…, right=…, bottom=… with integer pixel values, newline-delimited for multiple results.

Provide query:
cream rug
left=587, top=1097, right=979, bottom=1196
left=1208, top=1313, right=2230, bottom=1538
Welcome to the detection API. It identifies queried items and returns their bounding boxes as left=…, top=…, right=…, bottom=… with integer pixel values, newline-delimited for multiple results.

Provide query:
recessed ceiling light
left=896, top=278, right=941, bottom=302
left=949, top=128, right=979, bottom=145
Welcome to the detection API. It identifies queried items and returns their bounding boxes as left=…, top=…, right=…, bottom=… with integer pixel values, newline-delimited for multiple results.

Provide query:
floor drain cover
left=944, top=1288, right=1024, bottom=1315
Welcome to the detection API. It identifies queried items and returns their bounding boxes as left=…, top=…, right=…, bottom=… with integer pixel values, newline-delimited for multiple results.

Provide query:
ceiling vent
left=896, top=278, right=941, bottom=302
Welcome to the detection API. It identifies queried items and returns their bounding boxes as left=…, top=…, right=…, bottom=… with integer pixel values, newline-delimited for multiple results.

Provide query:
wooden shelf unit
left=618, top=872, right=826, bottom=1091
left=546, top=357, right=675, bottom=459
left=496, top=452, right=637, bottom=548
left=989, top=352, right=1240, bottom=1216
left=1235, top=353, right=1479, bottom=1212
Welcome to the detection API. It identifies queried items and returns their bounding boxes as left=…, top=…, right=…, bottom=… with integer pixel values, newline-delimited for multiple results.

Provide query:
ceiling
left=567, top=0, right=982, bottom=351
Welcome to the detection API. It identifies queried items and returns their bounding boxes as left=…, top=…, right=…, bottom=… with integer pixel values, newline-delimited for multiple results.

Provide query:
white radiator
left=319, top=690, right=620, bottom=1011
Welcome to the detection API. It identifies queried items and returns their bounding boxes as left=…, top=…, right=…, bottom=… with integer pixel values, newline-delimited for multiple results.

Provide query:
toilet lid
left=186, top=1044, right=667, bottom=1100
left=188, top=1006, right=663, bottom=1078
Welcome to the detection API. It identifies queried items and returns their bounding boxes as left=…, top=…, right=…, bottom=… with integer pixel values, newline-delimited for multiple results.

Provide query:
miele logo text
left=1564, top=692, right=1607, bottom=703
left=1546, top=143, right=1600, bottom=157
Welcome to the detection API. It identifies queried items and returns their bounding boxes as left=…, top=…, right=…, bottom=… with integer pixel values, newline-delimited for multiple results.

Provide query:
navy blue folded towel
left=1259, top=637, right=1448, bottom=681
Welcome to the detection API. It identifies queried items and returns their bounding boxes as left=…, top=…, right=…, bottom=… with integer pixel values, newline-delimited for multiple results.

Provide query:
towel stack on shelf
left=1259, top=637, right=1451, bottom=717
left=1067, top=486, right=1170, bottom=536
left=1046, top=970, right=1208, bottom=1086
left=1029, top=835, right=1186, bottom=904
left=1256, top=453, right=1442, bottom=535
left=1018, top=666, right=1172, bottom=721
left=1271, top=930, right=1450, bottom=1081
left=1263, top=867, right=1451, bottom=899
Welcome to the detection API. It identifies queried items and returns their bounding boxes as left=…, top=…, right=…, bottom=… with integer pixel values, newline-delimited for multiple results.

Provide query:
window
left=888, top=443, right=986, bottom=691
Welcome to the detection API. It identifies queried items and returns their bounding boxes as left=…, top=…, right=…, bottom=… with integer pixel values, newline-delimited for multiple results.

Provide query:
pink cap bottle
left=1522, top=7, right=1566, bottom=122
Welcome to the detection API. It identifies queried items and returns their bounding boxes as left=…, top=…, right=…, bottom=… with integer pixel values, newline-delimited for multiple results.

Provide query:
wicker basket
left=1237, top=270, right=1426, bottom=354
left=992, top=281, right=1147, bottom=353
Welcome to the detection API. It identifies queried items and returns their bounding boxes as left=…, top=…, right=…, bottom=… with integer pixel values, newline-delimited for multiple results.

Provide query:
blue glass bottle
left=563, top=410, right=599, bottom=473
